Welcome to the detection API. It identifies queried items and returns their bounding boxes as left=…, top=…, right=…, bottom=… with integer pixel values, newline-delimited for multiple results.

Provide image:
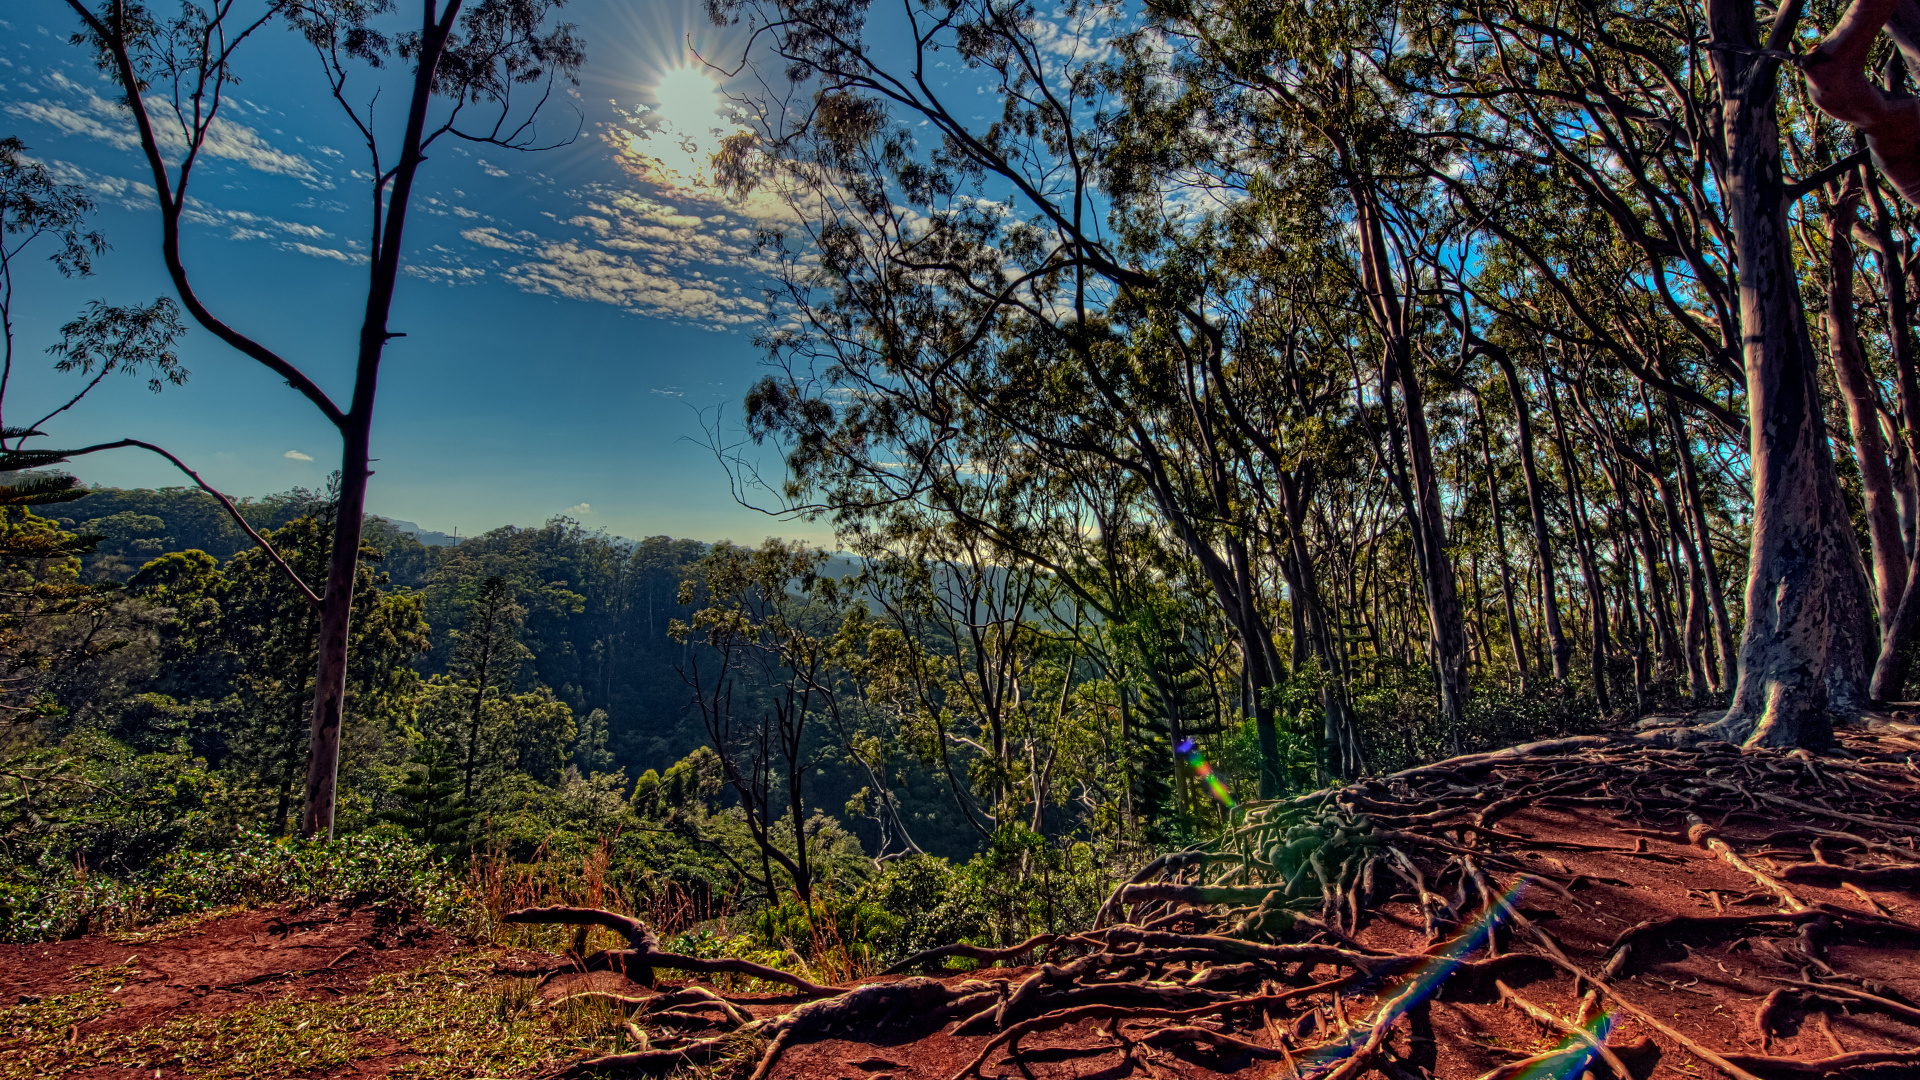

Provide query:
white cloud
left=462, top=226, right=527, bottom=252
left=565, top=502, right=594, bottom=516
left=25, top=156, right=155, bottom=207
left=6, top=72, right=329, bottom=187
left=405, top=262, right=487, bottom=285
left=500, top=239, right=770, bottom=328
left=279, top=241, right=370, bottom=264
left=7, top=101, right=137, bottom=148
left=284, top=450, right=313, bottom=461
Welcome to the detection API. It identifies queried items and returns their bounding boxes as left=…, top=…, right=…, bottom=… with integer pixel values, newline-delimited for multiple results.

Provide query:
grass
left=0, top=839, right=793, bottom=1078
left=0, top=949, right=733, bottom=1080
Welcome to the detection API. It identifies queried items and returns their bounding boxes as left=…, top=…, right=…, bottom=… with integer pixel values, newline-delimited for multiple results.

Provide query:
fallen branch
left=503, top=906, right=837, bottom=996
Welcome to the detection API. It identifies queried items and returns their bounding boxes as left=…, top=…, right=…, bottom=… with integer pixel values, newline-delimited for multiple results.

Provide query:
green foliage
left=122, top=512, right=431, bottom=833
left=572, top=706, right=615, bottom=775
left=747, top=892, right=901, bottom=971
left=631, top=744, right=723, bottom=819
left=0, top=826, right=470, bottom=943
left=959, top=826, right=1112, bottom=947
left=850, top=854, right=990, bottom=965
left=381, top=738, right=474, bottom=853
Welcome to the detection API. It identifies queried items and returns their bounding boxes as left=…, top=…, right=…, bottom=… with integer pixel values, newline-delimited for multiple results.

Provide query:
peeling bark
left=1713, top=0, right=1875, bottom=747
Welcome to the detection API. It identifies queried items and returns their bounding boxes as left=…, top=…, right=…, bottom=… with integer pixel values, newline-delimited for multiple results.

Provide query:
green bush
left=747, top=891, right=900, bottom=970
left=851, top=855, right=990, bottom=966
left=0, top=826, right=471, bottom=943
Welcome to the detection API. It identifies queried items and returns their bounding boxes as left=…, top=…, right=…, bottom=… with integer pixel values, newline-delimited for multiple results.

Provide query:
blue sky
left=1, top=0, right=828, bottom=545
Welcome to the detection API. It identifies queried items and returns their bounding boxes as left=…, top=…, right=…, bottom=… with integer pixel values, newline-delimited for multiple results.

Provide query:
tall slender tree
left=61, top=0, right=582, bottom=836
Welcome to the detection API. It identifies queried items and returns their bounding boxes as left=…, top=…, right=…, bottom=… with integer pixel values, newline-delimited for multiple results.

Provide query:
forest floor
left=4, top=716, right=1920, bottom=1080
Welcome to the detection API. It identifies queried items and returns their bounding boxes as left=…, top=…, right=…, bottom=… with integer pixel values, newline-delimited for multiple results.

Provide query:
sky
left=0, top=0, right=831, bottom=546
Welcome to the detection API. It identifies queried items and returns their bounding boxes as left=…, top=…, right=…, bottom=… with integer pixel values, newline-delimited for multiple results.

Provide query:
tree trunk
left=1859, top=175, right=1920, bottom=698
left=304, top=433, right=369, bottom=838
left=1545, top=376, right=1611, bottom=714
left=1825, top=181, right=1907, bottom=633
left=1491, top=347, right=1572, bottom=681
left=1276, top=470, right=1364, bottom=777
left=1474, top=397, right=1529, bottom=691
left=1353, top=189, right=1470, bottom=746
left=301, top=6, right=462, bottom=838
left=1665, top=394, right=1737, bottom=691
left=1710, top=3, right=1874, bottom=746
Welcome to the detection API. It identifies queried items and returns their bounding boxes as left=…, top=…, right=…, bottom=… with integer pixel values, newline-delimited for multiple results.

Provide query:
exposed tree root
left=1718, top=1047, right=1920, bottom=1078
left=536, top=732, right=1920, bottom=1080
left=881, top=933, right=1077, bottom=975
left=1495, top=979, right=1634, bottom=1080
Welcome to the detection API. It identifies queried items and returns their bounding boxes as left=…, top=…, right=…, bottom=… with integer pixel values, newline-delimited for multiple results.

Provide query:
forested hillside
left=6, top=0, right=1920, bottom=1075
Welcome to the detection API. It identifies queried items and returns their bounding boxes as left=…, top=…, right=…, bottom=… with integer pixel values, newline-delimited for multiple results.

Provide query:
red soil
left=5, top=724, right=1918, bottom=1080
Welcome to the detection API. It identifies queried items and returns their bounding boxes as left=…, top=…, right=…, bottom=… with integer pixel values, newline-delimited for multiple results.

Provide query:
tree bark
left=1823, top=179, right=1907, bottom=634
left=1665, top=394, right=1737, bottom=691
left=305, top=6, right=459, bottom=837
left=1473, top=396, right=1529, bottom=690
left=1353, top=186, right=1470, bottom=746
left=1490, top=346, right=1572, bottom=681
left=1712, top=0, right=1874, bottom=746
left=1858, top=174, right=1920, bottom=697
left=1544, top=375, right=1611, bottom=714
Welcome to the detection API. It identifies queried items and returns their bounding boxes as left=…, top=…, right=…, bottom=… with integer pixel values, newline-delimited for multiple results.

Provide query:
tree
left=673, top=540, right=850, bottom=906
left=571, top=707, right=614, bottom=776
left=448, top=576, right=530, bottom=801
left=381, top=737, right=473, bottom=852
left=133, top=512, right=430, bottom=831
left=62, top=0, right=584, bottom=836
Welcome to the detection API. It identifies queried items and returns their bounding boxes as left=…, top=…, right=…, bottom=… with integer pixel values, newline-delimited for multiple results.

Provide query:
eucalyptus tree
left=673, top=540, right=859, bottom=906
left=1115, top=0, right=1487, bottom=747
left=715, top=0, right=1327, bottom=790
left=1376, top=0, right=1884, bottom=745
left=63, top=0, right=584, bottom=836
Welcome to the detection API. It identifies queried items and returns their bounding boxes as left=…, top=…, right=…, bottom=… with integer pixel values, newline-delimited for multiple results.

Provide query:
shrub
left=0, top=825, right=471, bottom=943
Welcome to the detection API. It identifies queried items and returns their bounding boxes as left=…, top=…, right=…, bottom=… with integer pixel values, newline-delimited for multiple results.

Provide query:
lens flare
left=1176, top=738, right=1236, bottom=808
left=1511, top=1010, right=1619, bottom=1080
left=1294, top=879, right=1529, bottom=1077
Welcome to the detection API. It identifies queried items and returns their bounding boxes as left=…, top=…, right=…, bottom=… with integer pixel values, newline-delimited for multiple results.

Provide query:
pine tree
left=449, top=576, right=530, bottom=800
left=381, top=739, right=472, bottom=852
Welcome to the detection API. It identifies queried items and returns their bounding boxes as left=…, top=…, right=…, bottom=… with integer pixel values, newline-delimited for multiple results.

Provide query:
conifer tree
left=450, top=576, right=530, bottom=800
left=381, top=738, right=472, bottom=852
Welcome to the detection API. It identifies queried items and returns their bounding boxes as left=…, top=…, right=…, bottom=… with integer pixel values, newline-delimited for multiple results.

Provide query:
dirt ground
left=4, top=726, right=1918, bottom=1080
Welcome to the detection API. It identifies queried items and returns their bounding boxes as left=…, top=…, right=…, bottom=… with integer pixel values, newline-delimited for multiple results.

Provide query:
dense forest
left=1, top=0, right=1918, bottom=991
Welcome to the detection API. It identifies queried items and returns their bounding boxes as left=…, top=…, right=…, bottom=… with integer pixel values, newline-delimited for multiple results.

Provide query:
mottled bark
left=1803, top=0, right=1920, bottom=205
left=1823, top=179, right=1906, bottom=632
left=1712, top=0, right=1875, bottom=746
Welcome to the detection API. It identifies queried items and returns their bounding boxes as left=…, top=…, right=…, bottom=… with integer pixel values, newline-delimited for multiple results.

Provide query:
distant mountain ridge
left=376, top=518, right=460, bottom=547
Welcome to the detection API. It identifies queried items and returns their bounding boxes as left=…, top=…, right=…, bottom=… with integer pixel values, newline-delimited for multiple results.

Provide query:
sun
left=652, top=66, right=726, bottom=139
left=623, top=65, right=736, bottom=188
